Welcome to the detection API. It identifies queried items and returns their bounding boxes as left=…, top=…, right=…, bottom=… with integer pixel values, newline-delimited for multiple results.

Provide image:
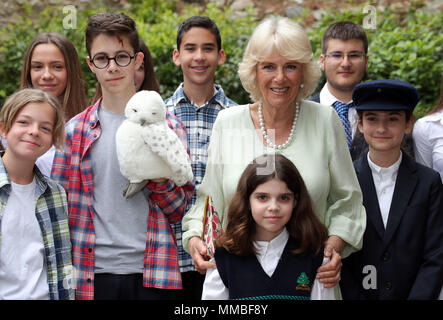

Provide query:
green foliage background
left=0, top=0, right=442, bottom=118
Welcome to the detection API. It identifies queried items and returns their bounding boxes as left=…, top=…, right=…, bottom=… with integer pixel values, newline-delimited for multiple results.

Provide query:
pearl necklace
left=258, top=101, right=299, bottom=150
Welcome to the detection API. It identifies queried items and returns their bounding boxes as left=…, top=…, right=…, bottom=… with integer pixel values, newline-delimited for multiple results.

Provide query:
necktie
left=333, top=101, right=353, bottom=148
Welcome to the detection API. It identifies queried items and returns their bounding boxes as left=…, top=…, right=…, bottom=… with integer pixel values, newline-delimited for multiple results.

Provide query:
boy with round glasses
left=89, top=51, right=136, bottom=69
left=51, top=12, right=194, bottom=300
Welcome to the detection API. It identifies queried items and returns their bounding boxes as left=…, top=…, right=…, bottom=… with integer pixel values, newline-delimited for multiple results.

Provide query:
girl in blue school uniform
left=202, top=154, right=335, bottom=300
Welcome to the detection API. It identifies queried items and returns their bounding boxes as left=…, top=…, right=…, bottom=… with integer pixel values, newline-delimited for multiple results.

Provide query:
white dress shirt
left=412, top=110, right=443, bottom=183
left=319, top=83, right=359, bottom=139
left=201, top=229, right=336, bottom=300
left=367, top=152, right=402, bottom=228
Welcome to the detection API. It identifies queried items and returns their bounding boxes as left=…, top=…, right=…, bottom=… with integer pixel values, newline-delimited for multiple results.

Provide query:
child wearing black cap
left=340, top=79, right=443, bottom=300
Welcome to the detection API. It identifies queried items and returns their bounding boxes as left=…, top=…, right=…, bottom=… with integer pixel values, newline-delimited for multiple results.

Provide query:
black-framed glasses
left=324, top=52, right=366, bottom=62
left=90, top=51, right=136, bottom=69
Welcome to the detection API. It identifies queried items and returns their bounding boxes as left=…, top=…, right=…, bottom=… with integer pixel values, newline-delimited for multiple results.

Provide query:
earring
left=300, top=83, right=304, bottom=89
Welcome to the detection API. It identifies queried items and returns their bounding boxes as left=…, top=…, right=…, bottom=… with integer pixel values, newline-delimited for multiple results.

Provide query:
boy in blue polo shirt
left=340, top=79, right=443, bottom=300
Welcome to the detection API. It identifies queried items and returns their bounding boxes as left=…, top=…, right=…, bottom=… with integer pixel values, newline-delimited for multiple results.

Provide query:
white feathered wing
left=142, top=121, right=193, bottom=187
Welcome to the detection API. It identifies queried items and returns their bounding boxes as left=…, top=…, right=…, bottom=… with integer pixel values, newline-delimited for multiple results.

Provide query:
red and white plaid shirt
left=51, top=99, right=194, bottom=300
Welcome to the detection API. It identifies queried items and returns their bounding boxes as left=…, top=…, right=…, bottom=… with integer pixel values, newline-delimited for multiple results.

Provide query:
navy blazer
left=340, top=152, right=443, bottom=300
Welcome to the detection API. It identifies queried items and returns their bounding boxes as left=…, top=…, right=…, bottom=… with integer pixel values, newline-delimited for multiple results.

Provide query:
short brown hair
left=217, top=154, right=328, bottom=256
left=322, top=21, right=368, bottom=54
left=85, top=12, right=140, bottom=57
left=0, top=88, right=65, bottom=150
left=89, top=39, right=159, bottom=104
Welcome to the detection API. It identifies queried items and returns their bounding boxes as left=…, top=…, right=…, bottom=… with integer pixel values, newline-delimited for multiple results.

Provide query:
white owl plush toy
left=116, top=90, right=193, bottom=198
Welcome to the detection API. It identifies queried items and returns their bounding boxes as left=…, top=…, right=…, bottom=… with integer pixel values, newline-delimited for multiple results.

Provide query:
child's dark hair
left=217, top=154, right=328, bottom=256
left=85, top=12, right=140, bottom=57
left=322, top=21, right=368, bottom=54
left=176, top=16, right=222, bottom=51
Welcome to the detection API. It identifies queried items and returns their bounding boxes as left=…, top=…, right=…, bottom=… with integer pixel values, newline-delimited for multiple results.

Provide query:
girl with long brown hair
left=202, top=154, right=334, bottom=300
left=18, top=32, right=88, bottom=177
left=21, top=32, right=87, bottom=120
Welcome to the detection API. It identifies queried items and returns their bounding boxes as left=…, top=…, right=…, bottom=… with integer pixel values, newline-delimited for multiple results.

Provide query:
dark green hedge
left=0, top=0, right=441, bottom=117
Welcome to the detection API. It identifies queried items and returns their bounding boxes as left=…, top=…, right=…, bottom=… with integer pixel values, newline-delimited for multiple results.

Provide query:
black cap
left=352, top=79, right=420, bottom=112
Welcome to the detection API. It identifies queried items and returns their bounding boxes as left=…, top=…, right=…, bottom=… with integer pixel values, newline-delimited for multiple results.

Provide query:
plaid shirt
left=0, top=155, right=74, bottom=300
left=51, top=99, right=194, bottom=300
left=165, top=84, right=236, bottom=272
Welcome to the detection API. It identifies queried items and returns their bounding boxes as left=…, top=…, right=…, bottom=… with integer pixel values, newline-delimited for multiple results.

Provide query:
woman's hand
left=316, top=235, right=344, bottom=288
left=188, top=236, right=216, bottom=274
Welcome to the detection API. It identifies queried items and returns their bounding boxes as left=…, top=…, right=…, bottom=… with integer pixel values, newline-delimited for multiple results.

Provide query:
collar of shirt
left=0, top=151, right=49, bottom=196
left=319, top=83, right=354, bottom=106
left=420, top=109, right=443, bottom=125
left=367, top=151, right=403, bottom=178
left=367, top=151, right=402, bottom=228
left=88, top=99, right=101, bottom=129
left=168, top=83, right=230, bottom=109
left=253, top=228, right=289, bottom=277
left=319, top=83, right=358, bottom=136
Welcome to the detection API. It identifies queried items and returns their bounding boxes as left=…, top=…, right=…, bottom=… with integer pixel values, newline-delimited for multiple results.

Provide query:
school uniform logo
left=296, top=272, right=311, bottom=291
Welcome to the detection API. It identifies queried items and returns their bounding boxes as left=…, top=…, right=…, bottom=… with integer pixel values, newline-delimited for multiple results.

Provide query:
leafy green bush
left=0, top=0, right=441, bottom=117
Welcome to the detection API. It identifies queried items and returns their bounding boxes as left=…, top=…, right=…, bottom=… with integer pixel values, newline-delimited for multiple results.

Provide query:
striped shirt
left=165, top=83, right=236, bottom=272
left=51, top=99, right=194, bottom=299
left=0, top=154, right=74, bottom=300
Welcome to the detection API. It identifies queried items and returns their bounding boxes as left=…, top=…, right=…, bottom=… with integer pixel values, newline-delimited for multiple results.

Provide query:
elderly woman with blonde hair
left=182, top=16, right=366, bottom=298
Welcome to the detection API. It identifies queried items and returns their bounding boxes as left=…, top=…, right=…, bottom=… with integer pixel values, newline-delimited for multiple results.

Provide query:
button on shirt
left=367, top=152, right=403, bottom=228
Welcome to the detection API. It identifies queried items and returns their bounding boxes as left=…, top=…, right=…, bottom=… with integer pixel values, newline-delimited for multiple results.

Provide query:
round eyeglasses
left=90, top=51, right=136, bottom=69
